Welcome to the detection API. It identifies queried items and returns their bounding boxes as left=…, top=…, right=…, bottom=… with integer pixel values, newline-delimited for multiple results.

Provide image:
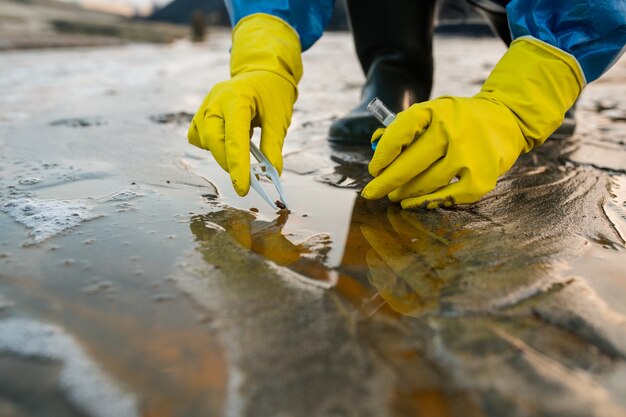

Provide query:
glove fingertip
left=361, top=182, right=384, bottom=200
left=371, top=128, right=385, bottom=144
left=401, top=196, right=454, bottom=210
left=228, top=158, right=251, bottom=197
left=400, top=198, right=425, bottom=210
left=387, top=190, right=403, bottom=203
left=232, top=175, right=250, bottom=197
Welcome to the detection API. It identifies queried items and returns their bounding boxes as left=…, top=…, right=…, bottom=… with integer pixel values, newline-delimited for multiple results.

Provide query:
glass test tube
left=367, top=97, right=396, bottom=127
left=367, top=97, right=396, bottom=150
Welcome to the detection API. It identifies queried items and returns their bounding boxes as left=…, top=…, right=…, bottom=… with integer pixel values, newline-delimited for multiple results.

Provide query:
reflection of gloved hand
left=222, top=210, right=299, bottom=263
left=361, top=38, right=584, bottom=209
left=361, top=206, right=451, bottom=317
left=188, top=14, right=302, bottom=196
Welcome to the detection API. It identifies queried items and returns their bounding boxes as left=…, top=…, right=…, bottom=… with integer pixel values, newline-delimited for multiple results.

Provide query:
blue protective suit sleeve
left=224, top=0, right=335, bottom=51
left=507, top=0, right=626, bottom=83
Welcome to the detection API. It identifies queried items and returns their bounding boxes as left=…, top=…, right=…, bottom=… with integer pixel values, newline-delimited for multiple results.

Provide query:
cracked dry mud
left=0, top=31, right=625, bottom=417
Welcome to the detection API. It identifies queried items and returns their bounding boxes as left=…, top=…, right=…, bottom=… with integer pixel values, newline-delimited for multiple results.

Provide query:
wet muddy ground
left=0, top=32, right=625, bottom=417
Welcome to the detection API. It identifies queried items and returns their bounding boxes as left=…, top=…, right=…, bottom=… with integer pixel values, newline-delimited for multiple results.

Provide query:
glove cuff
left=476, top=37, right=585, bottom=150
left=231, top=13, right=303, bottom=88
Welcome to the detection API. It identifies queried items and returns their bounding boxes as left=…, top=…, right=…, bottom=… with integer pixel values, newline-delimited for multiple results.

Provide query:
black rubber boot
left=466, top=0, right=511, bottom=44
left=468, top=0, right=577, bottom=138
left=328, top=0, right=437, bottom=145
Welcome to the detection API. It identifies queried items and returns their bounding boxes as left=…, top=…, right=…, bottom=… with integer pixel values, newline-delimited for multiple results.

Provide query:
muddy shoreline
left=0, top=33, right=625, bottom=416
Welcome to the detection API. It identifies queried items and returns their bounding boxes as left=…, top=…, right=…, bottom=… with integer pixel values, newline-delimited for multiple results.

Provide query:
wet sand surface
left=0, top=32, right=625, bottom=417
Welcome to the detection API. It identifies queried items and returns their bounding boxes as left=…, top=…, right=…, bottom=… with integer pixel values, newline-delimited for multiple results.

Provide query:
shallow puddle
left=0, top=35, right=625, bottom=417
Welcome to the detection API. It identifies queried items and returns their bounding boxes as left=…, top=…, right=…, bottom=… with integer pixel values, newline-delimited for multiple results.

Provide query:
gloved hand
left=361, top=38, right=584, bottom=209
left=188, top=14, right=303, bottom=196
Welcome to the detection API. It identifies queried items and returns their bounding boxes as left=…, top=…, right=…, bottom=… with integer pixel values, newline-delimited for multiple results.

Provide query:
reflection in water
left=316, top=153, right=374, bottom=189
left=190, top=196, right=457, bottom=319
left=190, top=208, right=337, bottom=287
left=189, top=138, right=625, bottom=323
left=186, top=139, right=626, bottom=416
left=345, top=200, right=452, bottom=318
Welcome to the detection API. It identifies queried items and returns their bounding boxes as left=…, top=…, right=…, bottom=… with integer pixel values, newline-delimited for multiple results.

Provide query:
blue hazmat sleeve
left=224, top=0, right=335, bottom=51
left=507, top=0, right=626, bottom=83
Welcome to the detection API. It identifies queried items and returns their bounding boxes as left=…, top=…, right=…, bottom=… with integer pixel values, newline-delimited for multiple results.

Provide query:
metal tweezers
left=249, top=141, right=288, bottom=210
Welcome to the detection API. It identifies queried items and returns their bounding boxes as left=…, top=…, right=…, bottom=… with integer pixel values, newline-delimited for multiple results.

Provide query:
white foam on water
left=0, top=318, right=139, bottom=417
left=18, top=178, right=40, bottom=185
left=99, top=190, right=143, bottom=202
left=1, top=198, right=101, bottom=244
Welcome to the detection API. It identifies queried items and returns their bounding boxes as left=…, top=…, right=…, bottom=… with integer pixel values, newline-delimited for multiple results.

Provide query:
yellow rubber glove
left=361, top=38, right=585, bottom=209
left=188, top=14, right=303, bottom=196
